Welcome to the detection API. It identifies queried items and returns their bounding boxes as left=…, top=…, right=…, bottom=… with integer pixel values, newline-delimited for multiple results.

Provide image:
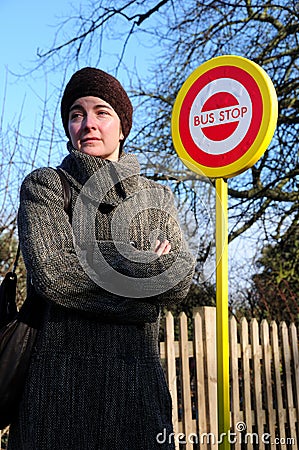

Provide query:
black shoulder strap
left=56, top=168, right=72, bottom=216
left=12, top=244, right=21, bottom=274
left=13, top=168, right=72, bottom=273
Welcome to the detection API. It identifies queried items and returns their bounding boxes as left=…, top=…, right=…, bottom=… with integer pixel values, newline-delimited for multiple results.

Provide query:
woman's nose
left=83, top=114, right=96, bottom=129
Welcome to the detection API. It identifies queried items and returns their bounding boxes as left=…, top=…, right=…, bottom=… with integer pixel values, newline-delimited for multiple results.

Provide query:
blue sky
left=0, top=0, right=64, bottom=67
left=0, top=0, right=69, bottom=123
left=0, top=0, right=149, bottom=144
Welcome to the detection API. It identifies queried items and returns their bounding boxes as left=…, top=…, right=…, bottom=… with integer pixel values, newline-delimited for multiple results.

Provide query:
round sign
left=171, top=55, right=278, bottom=178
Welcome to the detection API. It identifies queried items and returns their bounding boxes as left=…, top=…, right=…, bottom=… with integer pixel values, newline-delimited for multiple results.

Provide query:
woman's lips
left=81, top=137, right=100, bottom=143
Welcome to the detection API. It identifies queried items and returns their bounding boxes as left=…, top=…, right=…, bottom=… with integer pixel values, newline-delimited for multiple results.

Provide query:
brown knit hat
left=61, top=67, right=133, bottom=143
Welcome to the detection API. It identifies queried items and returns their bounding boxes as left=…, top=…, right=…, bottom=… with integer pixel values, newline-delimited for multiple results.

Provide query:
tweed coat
left=8, top=144, right=195, bottom=450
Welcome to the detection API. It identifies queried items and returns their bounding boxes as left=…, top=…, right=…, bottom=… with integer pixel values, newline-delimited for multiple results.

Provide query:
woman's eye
left=97, top=110, right=109, bottom=116
left=70, top=112, right=83, bottom=120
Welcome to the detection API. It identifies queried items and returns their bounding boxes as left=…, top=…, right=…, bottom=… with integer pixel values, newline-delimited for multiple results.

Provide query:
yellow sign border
left=171, top=55, right=278, bottom=178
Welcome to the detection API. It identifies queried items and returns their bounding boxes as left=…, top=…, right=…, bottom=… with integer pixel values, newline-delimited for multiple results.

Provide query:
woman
left=8, top=68, right=195, bottom=449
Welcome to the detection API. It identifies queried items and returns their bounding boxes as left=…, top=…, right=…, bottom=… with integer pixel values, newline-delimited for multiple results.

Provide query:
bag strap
left=13, top=168, right=72, bottom=273
left=56, top=168, right=72, bottom=216
left=12, top=245, right=21, bottom=274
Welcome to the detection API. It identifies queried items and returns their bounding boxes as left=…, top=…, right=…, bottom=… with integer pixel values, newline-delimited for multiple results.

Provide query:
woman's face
left=68, top=96, right=124, bottom=160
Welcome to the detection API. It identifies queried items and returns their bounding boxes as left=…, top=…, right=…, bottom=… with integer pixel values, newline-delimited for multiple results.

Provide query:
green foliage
left=250, top=219, right=299, bottom=325
left=1, top=429, right=8, bottom=448
left=0, top=233, right=26, bottom=308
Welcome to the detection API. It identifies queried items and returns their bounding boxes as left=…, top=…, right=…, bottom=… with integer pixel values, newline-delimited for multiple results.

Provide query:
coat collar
left=58, top=142, right=141, bottom=206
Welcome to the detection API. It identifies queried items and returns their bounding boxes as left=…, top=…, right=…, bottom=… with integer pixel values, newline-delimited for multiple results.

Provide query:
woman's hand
left=154, top=239, right=171, bottom=256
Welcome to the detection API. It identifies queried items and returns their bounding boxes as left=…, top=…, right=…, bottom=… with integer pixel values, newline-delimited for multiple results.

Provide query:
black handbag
left=0, top=168, right=71, bottom=429
left=0, top=284, right=47, bottom=429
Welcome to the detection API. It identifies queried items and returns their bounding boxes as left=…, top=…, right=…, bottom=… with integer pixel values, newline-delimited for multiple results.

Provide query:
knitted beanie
left=61, top=67, right=133, bottom=143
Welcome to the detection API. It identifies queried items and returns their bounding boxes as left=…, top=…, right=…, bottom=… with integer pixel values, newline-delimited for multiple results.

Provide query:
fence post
left=290, top=323, right=299, bottom=426
left=179, top=312, right=193, bottom=449
left=165, top=310, right=179, bottom=448
left=290, top=323, right=299, bottom=429
left=270, top=320, right=287, bottom=447
left=280, top=321, right=298, bottom=448
left=240, top=317, right=253, bottom=450
left=229, top=315, right=241, bottom=450
left=261, top=319, right=276, bottom=442
left=201, top=306, right=218, bottom=448
left=251, top=318, right=264, bottom=449
left=193, top=308, right=207, bottom=450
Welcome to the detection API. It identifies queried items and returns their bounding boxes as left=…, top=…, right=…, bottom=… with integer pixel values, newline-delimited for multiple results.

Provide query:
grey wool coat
left=8, top=144, right=195, bottom=450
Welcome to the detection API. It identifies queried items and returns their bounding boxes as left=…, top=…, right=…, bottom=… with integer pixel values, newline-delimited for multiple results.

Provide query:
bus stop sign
left=171, top=55, right=278, bottom=178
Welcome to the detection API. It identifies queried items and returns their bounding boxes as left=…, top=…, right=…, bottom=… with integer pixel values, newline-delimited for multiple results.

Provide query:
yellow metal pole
left=215, top=178, right=230, bottom=449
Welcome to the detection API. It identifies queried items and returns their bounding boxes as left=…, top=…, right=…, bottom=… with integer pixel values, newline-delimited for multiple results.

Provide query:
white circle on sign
left=189, top=78, right=252, bottom=155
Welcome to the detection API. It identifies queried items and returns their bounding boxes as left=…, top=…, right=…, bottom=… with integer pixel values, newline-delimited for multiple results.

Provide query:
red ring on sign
left=179, top=66, right=263, bottom=167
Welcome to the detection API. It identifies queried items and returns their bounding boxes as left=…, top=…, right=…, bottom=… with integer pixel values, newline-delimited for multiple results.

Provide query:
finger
left=154, top=239, right=161, bottom=252
left=162, top=243, right=171, bottom=255
left=155, top=239, right=170, bottom=256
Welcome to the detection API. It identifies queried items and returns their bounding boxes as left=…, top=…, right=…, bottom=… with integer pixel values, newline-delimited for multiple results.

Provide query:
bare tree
left=32, top=1, right=297, bottom=281
left=35, top=0, right=299, bottom=242
left=3, top=1, right=298, bottom=313
left=0, top=71, right=60, bottom=299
